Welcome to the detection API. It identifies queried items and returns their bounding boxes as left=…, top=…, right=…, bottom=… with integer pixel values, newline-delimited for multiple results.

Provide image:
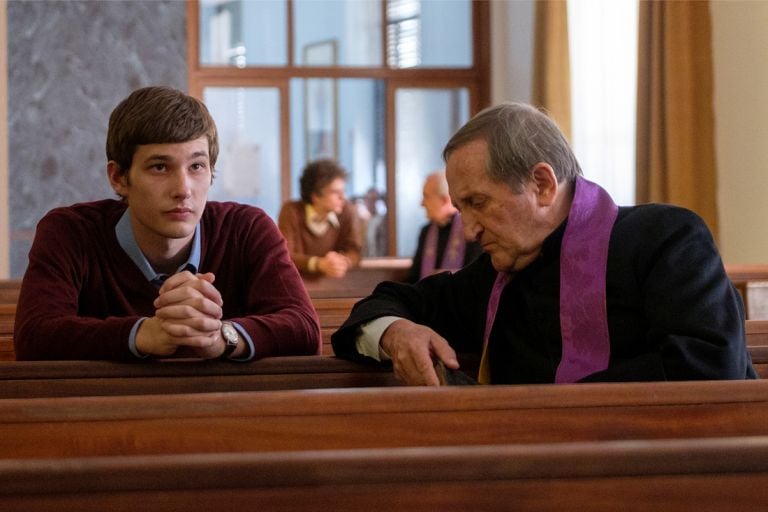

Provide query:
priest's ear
left=530, top=162, right=558, bottom=206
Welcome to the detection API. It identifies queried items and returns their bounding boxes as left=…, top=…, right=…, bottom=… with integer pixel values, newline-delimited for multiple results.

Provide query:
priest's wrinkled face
left=446, top=138, right=554, bottom=274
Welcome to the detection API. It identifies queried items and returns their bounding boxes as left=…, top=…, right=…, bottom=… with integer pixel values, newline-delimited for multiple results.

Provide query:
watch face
left=222, top=323, right=238, bottom=345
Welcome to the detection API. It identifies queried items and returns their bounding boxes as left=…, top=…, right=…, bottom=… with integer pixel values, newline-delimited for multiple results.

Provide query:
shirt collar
left=115, top=208, right=201, bottom=285
left=305, top=203, right=340, bottom=229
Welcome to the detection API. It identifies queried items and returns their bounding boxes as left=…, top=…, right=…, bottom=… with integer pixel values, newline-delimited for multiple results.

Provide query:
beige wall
left=711, top=0, right=768, bottom=264
left=0, top=1, right=8, bottom=278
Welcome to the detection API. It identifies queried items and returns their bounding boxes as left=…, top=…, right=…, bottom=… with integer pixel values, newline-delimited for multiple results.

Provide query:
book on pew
left=434, top=360, right=478, bottom=386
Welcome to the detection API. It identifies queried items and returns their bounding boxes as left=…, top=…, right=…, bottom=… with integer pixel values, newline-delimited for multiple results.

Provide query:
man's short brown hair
left=106, top=86, right=219, bottom=176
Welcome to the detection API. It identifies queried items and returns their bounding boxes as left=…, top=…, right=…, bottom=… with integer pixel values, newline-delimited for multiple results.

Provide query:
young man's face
left=108, top=136, right=212, bottom=250
left=311, top=177, right=346, bottom=217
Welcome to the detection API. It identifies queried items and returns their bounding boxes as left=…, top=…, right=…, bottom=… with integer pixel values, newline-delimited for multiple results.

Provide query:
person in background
left=355, top=187, right=388, bottom=258
left=406, top=171, right=483, bottom=283
left=278, top=159, right=362, bottom=278
left=332, top=102, right=755, bottom=385
left=14, top=85, right=321, bottom=361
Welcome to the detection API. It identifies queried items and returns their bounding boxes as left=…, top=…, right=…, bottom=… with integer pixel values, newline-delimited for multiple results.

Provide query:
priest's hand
left=380, top=318, right=459, bottom=386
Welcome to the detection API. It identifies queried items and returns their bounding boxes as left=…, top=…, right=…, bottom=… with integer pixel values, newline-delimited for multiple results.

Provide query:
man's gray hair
left=442, top=102, right=582, bottom=192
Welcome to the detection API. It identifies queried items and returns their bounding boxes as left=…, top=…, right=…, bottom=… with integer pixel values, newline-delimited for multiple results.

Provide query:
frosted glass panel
left=395, top=87, right=469, bottom=257
left=200, top=0, right=287, bottom=67
left=294, top=0, right=382, bottom=66
left=203, top=87, right=282, bottom=220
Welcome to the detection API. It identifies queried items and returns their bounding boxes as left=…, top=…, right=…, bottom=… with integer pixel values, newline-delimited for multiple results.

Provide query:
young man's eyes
left=146, top=162, right=208, bottom=173
left=189, top=162, right=208, bottom=173
left=149, top=163, right=167, bottom=173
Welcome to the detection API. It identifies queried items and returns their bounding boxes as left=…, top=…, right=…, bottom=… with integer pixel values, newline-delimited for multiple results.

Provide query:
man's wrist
left=218, top=321, right=240, bottom=359
left=308, top=256, right=319, bottom=273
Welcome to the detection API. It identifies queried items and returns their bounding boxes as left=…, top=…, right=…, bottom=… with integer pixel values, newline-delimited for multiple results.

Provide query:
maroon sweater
left=14, top=200, right=321, bottom=361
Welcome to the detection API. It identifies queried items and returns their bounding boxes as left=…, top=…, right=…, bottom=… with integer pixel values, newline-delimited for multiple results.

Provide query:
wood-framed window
left=187, top=0, right=490, bottom=257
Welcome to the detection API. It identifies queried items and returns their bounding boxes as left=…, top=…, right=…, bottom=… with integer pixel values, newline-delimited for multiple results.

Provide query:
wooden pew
left=725, top=264, right=768, bottom=319
left=0, top=279, right=20, bottom=305
left=2, top=436, right=768, bottom=511
left=305, top=257, right=410, bottom=299
left=4, top=379, right=768, bottom=459
left=0, top=304, right=15, bottom=362
left=746, top=319, right=768, bottom=377
left=312, top=296, right=360, bottom=355
left=0, top=356, right=400, bottom=399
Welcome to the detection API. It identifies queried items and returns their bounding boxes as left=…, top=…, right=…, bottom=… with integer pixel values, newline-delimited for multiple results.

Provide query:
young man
left=278, top=159, right=362, bottom=278
left=14, top=86, right=321, bottom=361
left=332, top=102, right=756, bottom=385
left=406, top=171, right=483, bottom=283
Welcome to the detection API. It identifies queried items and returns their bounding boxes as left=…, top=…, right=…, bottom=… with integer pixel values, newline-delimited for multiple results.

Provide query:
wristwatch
left=219, top=321, right=239, bottom=359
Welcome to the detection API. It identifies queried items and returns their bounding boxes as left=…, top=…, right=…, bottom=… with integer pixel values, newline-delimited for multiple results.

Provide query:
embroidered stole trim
left=420, top=214, right=467, bottom=279
left=479, top=177, right=618, bottom=384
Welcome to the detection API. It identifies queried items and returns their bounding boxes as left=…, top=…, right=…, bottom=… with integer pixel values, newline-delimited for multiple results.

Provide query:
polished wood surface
left=1, top=436, right=767, bottom=511
left=3, top=379, right=768, bottom=459
left=304, top=258, right=410, bottom=299
left=0, top=356, right=399, bottom=398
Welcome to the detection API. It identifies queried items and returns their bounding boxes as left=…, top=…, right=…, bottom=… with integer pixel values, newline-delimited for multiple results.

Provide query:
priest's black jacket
left=331, top=204, right=757, bottom=383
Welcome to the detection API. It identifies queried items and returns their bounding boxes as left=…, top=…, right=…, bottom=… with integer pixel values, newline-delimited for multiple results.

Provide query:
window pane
left=387, top=0, right=472, bottom=69
left=294, top=0, right=383, bottom=66
left=395, top=88, right=469, bottom=257
left=200, top=0, right=287, bottom=67
left=203, top=87, right=283, bottom=220
left=568, top=0, right=638, bottom=205
left=290, top=78, right=388, bottom=256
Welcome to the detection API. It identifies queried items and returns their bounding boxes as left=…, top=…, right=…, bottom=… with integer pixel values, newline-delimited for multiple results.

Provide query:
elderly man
left=406, top=171, right=483, bottom=283
left=332, top=102, right=755, bottom=385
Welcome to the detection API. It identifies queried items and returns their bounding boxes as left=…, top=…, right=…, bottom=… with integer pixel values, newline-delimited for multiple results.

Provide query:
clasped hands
left=317, top=251, right=352, bottom=278
left=135, top=271, right=229, bottom=359
left=380, top=319, right=460, bottom=386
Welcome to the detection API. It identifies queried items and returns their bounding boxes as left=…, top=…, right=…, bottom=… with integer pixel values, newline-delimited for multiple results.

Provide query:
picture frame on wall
left=303, top=39, right=338, bottom=162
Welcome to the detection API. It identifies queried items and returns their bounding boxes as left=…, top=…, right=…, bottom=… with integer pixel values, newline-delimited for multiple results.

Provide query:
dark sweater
left=14, top=200, right=321, bottom=360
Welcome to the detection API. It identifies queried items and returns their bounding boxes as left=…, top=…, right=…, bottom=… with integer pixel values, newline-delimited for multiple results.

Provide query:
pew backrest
left=2, top=436, right=768, bottom=512
left=4, top=380, right=768, bottom=459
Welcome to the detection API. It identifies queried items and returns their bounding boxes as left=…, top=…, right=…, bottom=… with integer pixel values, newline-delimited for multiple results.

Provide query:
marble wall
left=7, top=0, right=187, bottom=277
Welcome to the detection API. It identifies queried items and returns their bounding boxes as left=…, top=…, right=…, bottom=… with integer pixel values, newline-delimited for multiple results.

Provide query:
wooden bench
left=726, top=264, right=768, bottom=319
left=0, top=279, right=20, bottom=305
left=312, top=296, right=360, bottom=354
left=1, top=436, right=768, bottom=511
left=0, top=356, right=400, bottom=399
left=0, top=304, right=15, bottom=362
left=4, top=379, right=768, bottom=459
left=305, top=257, right=410, bottom=299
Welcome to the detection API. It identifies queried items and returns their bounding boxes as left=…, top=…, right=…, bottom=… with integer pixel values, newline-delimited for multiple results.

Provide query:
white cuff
left=355, top=316, right=401, bottom=361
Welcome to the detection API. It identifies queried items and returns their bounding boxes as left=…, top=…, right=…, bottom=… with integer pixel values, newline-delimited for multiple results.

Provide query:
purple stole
left=419, top=214, right=467, bottom=279
left=479, top=177, right=619, bottom=384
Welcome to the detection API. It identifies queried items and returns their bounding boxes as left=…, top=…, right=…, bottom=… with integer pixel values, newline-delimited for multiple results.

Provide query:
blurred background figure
left=278, top=159, right=362, bottom=278
left=406, top=171, right=482, bottom=283
left=355, top=187, right=388, bottom=258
